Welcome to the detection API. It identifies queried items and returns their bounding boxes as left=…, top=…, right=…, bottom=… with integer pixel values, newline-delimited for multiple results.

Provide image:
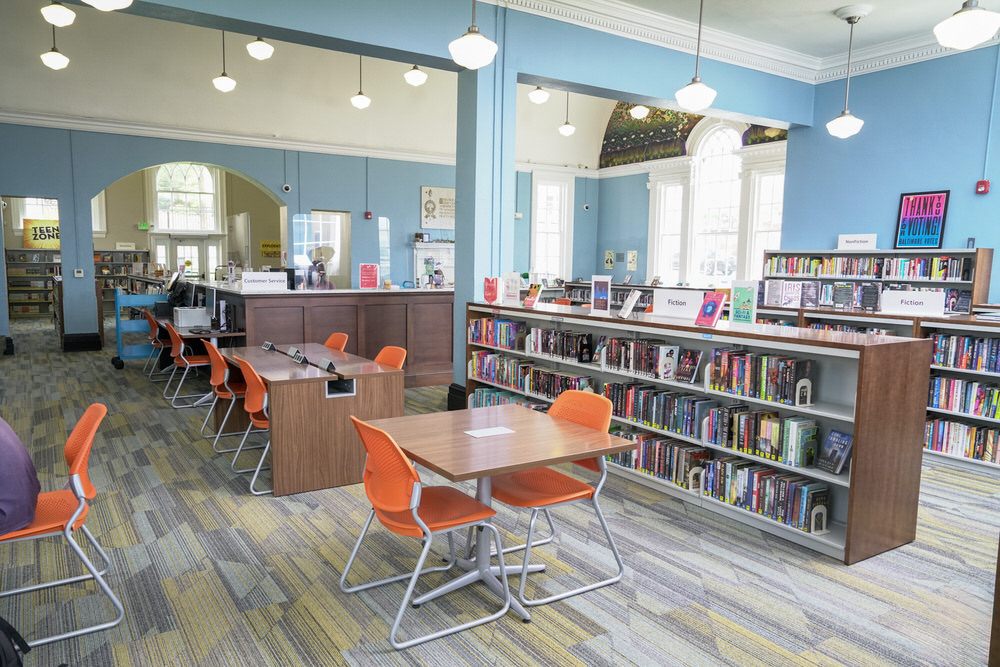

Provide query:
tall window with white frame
left=647, top=118, right=785, bottom=288
left=146, top=162, right=225, bottom=276
left=530, top=172, right=574, bottom=281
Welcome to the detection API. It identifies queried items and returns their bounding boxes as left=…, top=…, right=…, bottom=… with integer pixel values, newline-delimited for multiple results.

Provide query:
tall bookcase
left=5, top=248, right=61, bottom=319
left=464, top=301, right=931, bottom=565
left=94, top=249, right=150, bottom=310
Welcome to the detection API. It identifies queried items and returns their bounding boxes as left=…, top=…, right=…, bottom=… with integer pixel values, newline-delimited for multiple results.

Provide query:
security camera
left=281, top=184, right=292, bottom=193
left=583, top=204, right=590, bottom=211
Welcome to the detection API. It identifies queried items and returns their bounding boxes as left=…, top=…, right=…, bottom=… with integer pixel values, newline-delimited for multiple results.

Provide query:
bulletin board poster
left=894, top=190, right=949, bottom=249
left=22, top=219, right=60, bottom=249
left=420, top=186, right=455, bottom=229
left=260, top=240, right=281, bottom=258
left=359, top=263, right=379, bottom=289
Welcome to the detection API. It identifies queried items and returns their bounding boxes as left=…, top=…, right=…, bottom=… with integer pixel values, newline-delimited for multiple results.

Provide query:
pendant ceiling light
left=674, top=0, right=717, bottom=112
left=403, top=65, right=428, bottom=86
left=246, top=37, right=274, bottom=61
left=934, top=1, right=1000, bottom=50
left=212, top=31, right=236, bottom=93
left=81, top=0, right=132, bottom=10
left=351, top=56, right=371, bottom=109
left=528, top=86, right=550, bottom=104
left=630, top=104, right=650, bottom=119
left=40, top=25, right=69, bottom=70
left=558, top=92, right=576, bottom=137
left=449, top=0, right=498, bottom=70
left=826, top=5, right=870, bottom=139
left=41, top=2, right=76, bottom=27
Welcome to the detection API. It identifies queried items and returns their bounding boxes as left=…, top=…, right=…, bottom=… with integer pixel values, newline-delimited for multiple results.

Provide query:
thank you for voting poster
left=894, top=191, right=948, bottom=249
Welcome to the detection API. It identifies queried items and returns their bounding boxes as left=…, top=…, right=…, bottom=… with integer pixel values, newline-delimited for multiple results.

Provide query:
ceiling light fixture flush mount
left=826, top=5, right=871, bottom=139
left=41, top=2, right=76, bottom=27
left=528, top=86, right=550, bottom=104
left=449, top=0, right=498, bottom=70
left=246, top=37, right=274, bottom=60
left=212, top=31, right=236, bottom=93
left=559, top=92, right=576, bottom=136
left=403, top=65, right=428, bottom=86
left=40, top=25, right=69, bottom=70
left=630, top=104, right=650, bottom=119
left=351, top=56, right=371, bottom=109
left=81, top=0, right=132, bottom=10
left=674, top=0, right=717, bottom=112
left=934, top=1, right=1000, bottom=50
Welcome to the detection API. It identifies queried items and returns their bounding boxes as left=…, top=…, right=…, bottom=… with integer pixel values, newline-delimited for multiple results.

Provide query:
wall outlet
left=73, top=268, right=84, bottom=278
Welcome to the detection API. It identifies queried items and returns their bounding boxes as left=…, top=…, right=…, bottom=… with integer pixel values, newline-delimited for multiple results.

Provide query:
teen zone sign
left=22, top=219, right=60, bottom=249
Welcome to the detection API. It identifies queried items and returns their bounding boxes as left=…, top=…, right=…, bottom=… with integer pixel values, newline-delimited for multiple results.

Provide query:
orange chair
left=554, top=298, right=572, bottom=305
left=323, top=332, right=349, bottom=352
left=161, top=322, right=211, bottom=408
left=231, top=355, right=272, bottom=495
left=374, top=345, right=407, bottom=370
left=490, top=390, right=624, bottom=606
left=200, top=340, right=265, bottom=455
left=141, top=310, right=168, bottom=380
left=340, top=416, right=510, bottom=649
left=0, top=404, right=124, bottom=647
left=644, top=304, right=654, bottom=313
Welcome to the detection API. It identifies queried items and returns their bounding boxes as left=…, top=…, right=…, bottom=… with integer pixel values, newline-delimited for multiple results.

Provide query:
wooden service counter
left=197, top=284, right=453, bottom=388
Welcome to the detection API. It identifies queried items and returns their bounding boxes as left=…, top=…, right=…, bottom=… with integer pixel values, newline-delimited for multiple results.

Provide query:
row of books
left=468, top=350, right=593, bottom=398
left=468, top=387, right=545, bottom=410
left=707, top=348, right=815, bottom=406
left=702, top=458, right=830, bottom=532
left=616, top=430, right=708, bottom=489
left=601, top=337, right=701, bottom=383
left=807, top=323, right=891, bottom=336
left=924, top=418, right=1000, bottom=463
left=564, top=287, right=653, bottom=306
left=930, top=333, right=1000, bottom=373
left=927, top=376, right=1000, bottom=419
left=703, top=405, right=832, bottom=469
left=6, top=252, right=58, bottom=263
left=7, top=266, right=59, bottom=276
left=764, top=254, right=972, bottom=281
left=525, top=327, right=594, bottom=363
left=467, top=317, right=527, bottom=351
left=93, top=252, right=147, bottom=263
left=602, top=383, right=711, bottom=437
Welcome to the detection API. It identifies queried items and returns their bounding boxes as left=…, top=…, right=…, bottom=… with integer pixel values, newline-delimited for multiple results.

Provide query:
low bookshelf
left=464, top=301, right=931, bottom=565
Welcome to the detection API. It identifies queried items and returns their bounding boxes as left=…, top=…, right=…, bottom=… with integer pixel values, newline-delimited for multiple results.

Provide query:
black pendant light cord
left=221, top=30, right=227, bottom=74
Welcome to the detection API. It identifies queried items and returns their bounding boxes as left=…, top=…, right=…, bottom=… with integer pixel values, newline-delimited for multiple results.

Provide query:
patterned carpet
left=0, top=317, right=997, bottom=666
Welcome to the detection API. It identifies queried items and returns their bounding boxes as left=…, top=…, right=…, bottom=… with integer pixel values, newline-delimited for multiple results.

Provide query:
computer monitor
left=205, top=288, right=216, bottom=318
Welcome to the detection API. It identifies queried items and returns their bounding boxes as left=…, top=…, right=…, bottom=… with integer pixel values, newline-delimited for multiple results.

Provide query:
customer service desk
left=218, top=343, right=404, bottom=496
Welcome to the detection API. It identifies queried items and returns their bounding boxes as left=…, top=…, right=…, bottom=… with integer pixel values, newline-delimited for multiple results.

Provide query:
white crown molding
left=499, top=0, right=982, bottom=84
left=0, top=109, right=457, bottom=167
left=515, top=160, right=596, bottom=177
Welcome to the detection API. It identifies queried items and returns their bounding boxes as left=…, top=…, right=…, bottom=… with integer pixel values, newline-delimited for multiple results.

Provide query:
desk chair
left=162, top=322, right=211, bottom=408
left=374, top=345, right=407, bottom=370
left=141, top=310, right=168, bottom=381
left=490, top=390, right=624, bottom=606
left=200, top=340, right=265, bottom=455
left=231, top=356, right=272, bottom=495
left=644, top=304, right=654, bottom=313
left=554, top=298, right=572, bottom=305
left=0, top=404, right=124, bottom=647
left=341, top=416, right=510, bottom=649
left=323, top=332, right=349, bottom=352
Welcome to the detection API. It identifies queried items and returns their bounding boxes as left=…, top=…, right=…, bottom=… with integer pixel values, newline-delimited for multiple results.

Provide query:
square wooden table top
left=221, top=346, right=335, bottom=383
left=365, top=404, right=636, bottom=482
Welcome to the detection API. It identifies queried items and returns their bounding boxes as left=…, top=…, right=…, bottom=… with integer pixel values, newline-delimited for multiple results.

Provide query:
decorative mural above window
left=599, top=102, right=787, bottom=169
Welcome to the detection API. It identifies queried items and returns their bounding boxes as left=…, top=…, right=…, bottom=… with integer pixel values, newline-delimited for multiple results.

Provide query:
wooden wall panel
left=246, top=305, right=305, bottom=346
left=406, top=301, right=454, bottom=385
left=306, top=304, right=360, bottom=354
left=359, top=303, right=407, bottom=360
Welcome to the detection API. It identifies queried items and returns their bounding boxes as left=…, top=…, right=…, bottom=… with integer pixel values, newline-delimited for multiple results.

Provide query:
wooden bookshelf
left=94, top=249, right=150, bottom=310
left=52, top=276, right=103, bottom=350
left=5, top=248, right=60, bottom=319
left=464, top=301, right=931, bottom=565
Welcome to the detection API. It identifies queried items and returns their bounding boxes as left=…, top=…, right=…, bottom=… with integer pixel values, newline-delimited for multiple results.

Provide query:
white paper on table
left=463, top=427, right=515, bottom=438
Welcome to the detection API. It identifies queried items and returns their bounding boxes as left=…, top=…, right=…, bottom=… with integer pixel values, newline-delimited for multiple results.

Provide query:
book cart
left=464, top=301, right=931, bottom=565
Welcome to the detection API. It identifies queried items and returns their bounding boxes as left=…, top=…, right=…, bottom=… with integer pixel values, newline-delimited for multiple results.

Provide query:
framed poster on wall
left=420, top=186, right=455, bottom=229
left=894, top=190, right=949, bottom=249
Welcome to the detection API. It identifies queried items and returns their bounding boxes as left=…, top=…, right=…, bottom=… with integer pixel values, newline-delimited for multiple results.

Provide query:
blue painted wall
left=595, top=173, right=650, bottom=283
left=783, top=46, right=1000, bottom=300
left=514, top=171, right=531, bottom=275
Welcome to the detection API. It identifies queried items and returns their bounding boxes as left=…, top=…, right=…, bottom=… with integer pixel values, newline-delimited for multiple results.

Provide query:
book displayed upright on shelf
left=523, top=283, right=542, bottom=308
left=695, top=291, right=726, bottom=327
left=483, top=277, right=499, bottom=304
left=730, top=281, right=758, bottom=325
left=816, top=430, right=853, bottom=474
left=617, top=289, right=643, bottom=318
left=780, top=280, right=803, bottom=308
left=675, top=349, right=702, bottom=383
left=800, top=280, right=820, bottom=308
left=764, top=279, right=783, bottom=306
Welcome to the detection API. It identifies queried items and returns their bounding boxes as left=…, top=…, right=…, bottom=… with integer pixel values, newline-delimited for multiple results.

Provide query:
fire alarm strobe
left=365, top=211, right=373, bottom=219
left=976, top=180, right=990, bottom=194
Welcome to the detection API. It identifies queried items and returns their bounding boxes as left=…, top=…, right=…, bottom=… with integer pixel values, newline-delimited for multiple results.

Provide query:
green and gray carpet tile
left=0, top=317, right=996, bottom=666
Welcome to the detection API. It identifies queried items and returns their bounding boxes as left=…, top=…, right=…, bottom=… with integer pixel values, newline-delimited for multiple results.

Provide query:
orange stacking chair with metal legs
left=231, top=355, right=272, bottom=495
left=373, top=345, right=406, bottom=370
left=161, top=322, right=211, bottom=408
left=323, top=332, right=349, bottom=352
left=554, top=298, right=572, bottom=305
left=0, top=404, right=124, bottom=647
left=340, top=416, right=510, bottom=649
left=490, top=389, right=624, bottom=606
left=200, top=340, right=265, bottom=455
left=141, top=310, right=169, bottom=381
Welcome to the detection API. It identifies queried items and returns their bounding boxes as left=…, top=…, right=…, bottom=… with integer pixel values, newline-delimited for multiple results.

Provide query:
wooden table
left=220, top=345, right=404, bottom=496
left=366, top=404, right=635, bottom=621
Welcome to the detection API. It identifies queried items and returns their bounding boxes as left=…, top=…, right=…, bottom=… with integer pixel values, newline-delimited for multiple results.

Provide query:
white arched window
left=150, top=163, right=222, bottom=233
left=647, top=118, right=785, bottom=287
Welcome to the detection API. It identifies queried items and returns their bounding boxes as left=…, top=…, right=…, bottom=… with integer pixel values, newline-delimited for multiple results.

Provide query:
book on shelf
left=617, top=289, right=643, bottom=319
left=483, top=277, right=499, bottom=304
left=800, top=280, right=820, bottom=308
left=816, top=430, right=853, bottom=475
left=657, top=345, right=679, bottom=380
left=730, top=280, right=758, bottom=325
left=764, top=279, right=783, bottom=306
left=523, top=283, right=542, bottom=308
left=622, top=273, right=633, bottom=285
left=675, top=349, right=702, bottom=384
left=832, top=282, right=854, bottom=309
left=780, top=280, right=802, bottom=308
left=859, top=282, right=880, bottom=311
left=695, top=291, right=726, bottom=327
